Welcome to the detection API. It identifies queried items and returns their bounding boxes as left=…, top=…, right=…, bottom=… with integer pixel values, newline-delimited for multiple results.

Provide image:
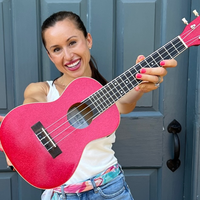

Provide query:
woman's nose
left=63, top=48, right=73, bottom=60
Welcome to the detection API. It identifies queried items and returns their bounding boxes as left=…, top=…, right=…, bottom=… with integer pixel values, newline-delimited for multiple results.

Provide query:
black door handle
left=166, top=119, right=181, bottom=172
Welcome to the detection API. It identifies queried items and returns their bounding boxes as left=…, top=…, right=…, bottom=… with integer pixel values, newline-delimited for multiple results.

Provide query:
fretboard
left=83, top=36, right=187, bottom=118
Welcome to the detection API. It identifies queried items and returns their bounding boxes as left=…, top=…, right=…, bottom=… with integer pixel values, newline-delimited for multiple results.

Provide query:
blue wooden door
left=0, top=0, right=196, bottom=199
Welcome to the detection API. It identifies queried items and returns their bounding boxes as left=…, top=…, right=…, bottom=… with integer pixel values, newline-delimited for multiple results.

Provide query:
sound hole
left=67, top=102, right=93, bottom=129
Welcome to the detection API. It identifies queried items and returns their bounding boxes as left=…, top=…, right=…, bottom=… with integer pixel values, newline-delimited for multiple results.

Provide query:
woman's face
left=44, top=19, right=92, bottom=82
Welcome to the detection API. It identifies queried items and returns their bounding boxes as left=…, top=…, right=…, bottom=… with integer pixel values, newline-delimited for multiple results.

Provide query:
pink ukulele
left=0, top=10, right=200, bottom=189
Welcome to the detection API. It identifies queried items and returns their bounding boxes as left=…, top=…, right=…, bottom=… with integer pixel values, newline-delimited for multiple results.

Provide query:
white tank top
left=46, top=81, right=118, bottom=185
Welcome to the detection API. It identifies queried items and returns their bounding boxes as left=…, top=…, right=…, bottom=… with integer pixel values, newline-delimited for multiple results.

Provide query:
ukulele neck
left=83, top=36, right=187, bottom=118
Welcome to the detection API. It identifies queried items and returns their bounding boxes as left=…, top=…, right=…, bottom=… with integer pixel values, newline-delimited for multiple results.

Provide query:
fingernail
left=139, top=55, right=144, bottom=60
left=136, top=74, right=142, bottom=78
left=135, top=86, right=140, bottom=91
left=140, top=68, right=146, bottom=73
left=160, top=61, right=165, bottom=66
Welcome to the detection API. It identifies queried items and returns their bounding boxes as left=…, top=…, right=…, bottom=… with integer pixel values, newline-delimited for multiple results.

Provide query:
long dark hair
left=41, top=11, right=107, bottom=86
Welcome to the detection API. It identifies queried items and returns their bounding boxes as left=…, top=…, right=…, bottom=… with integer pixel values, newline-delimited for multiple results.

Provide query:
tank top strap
left=46, top=81, right=60, bottom=102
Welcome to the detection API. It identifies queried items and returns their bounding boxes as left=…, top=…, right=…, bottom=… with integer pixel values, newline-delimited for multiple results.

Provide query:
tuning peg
left=193, top=10, right=199, bottom=17
left=182, top=18, right=188, bottom=25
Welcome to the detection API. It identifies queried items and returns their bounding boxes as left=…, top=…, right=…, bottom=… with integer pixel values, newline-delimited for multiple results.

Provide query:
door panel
left=0, top=0, right=14, bottom=112
left=0, top=172, right=18, bottom=199
left=125, top=169, right=157, bottom=200
left=113, top=0, right=189, bottom=200
left=12, top=0, right=40, bottom=106
left=115, top=117, right=163, bottom=166
left=116, top=1, right=157, bottom=107
left=0, top=0, right=191, bottom=199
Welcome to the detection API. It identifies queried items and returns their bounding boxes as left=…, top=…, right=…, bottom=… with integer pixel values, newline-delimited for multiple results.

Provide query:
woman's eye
left=69, top=41, right=76, bottom=46
left=53, top=48, right=60, bottom=52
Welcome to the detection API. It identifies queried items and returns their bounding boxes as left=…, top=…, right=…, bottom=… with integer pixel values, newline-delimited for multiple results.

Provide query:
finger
left=136, top=55, right=145, bottom=64
left=139, top=67, right=167, bottom=76
left=160, top=59, right=177, bottom=68
left=0, top=115, right=4, bottom=122
left=6, top=156, right=13, bottom=167
left=137, top=82, right=159, bottom=93
left=0, top=141, right=3, bottom=152
left=136, top=73, right=164, bottom=84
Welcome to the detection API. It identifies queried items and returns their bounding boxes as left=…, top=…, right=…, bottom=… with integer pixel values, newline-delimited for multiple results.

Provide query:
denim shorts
left=52, top=173, right=134, bottom=200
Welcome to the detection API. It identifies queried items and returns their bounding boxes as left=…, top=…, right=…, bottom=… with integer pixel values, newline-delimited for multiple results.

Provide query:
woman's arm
left=23, top=82, right=49, bottom=104
left=116, top=56, right=177, bottom=114
left=0, top=81, right=49, bottom=167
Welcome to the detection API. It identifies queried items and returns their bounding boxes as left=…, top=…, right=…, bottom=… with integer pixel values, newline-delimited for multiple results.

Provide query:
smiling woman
left=1, top=11, right=177, bottom=200
left=43, top=21, right=92, bottom=85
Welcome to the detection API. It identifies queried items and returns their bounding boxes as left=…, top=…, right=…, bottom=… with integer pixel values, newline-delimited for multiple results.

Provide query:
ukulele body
left=0, top=77, right=120, bottom=189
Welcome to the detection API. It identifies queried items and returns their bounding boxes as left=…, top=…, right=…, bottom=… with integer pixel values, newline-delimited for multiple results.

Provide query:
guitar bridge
left=31, top=121, right=62, bottom=158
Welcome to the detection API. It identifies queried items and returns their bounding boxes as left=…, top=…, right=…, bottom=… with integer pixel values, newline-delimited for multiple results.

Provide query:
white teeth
left=67, top=60, right=80, bottom=68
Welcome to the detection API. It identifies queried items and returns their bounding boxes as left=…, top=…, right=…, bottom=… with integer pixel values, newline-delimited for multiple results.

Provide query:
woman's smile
left=65, top=59, right=81, bottom=71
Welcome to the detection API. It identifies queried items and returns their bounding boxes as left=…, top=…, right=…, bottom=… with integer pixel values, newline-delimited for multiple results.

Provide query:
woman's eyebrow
left=66, top=36, right=77, bottom=41
left=49, top=36, right=78, bottom=49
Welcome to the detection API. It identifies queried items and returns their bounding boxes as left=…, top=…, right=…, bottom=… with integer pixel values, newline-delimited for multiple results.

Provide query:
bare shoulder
left=23, top=82, right=49, bottom=103
left=24, top=82, right=49, bottom=95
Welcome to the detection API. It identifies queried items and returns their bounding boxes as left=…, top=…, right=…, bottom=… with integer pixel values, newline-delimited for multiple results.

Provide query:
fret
left=127, top=68, right=142, bottom=86
left=89, top=95, right=104, bottom=114
left=116, top=75, right=130, bottom=94
left=171, top=37, right=182, bottom=47
left=151, top=51, right=163, bottom=64
left=95, top=91, right=107, bottom=109
left=123, top=71, right=135, bottom=90
left=168, top=37, right=185, bottom=56
left=163, top=46, right=173, bottom=59
left=129, top=64, right=140, bottom=74
left=146, top=56, right=160, bottom=68
left=94, top=90, right=109, bottom=110
left=93, top=95, right=102, bottom=107
left=108, top=82, right=123, bottom=100
left=104, top=93, right=114, bottom=106
left=165, top=42, right=179, bottom=57
left=126, top=69, right=141, bottom=86
left=98, top=88, right=113, bottom=107
left=176, top=42, right=186, bottom=53
left=158, top=47, right=172, bottom=59
left=82, top=98, right=99, bottom=117
left=95, top=90, right=104, bottom=104
left=93, top=91, right=103, bottom=104
left=100, top=86, right=115, bottom=104
left=112, top=80, right=125, bottom=97
left=102, top=101, right=108, bottom=109
left=105, top=84, right=118, bottom=102
left=140, top=60, right=149, bottom=68
left=135, top=63, right=142, bottom=71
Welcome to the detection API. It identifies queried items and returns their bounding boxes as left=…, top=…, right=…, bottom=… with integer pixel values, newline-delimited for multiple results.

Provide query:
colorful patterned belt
left=53, top=164, right=121, bottom=194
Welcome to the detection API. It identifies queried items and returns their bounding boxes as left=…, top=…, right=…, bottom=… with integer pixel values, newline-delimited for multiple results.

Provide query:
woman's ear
left=87, top=33, right=93, bottom=49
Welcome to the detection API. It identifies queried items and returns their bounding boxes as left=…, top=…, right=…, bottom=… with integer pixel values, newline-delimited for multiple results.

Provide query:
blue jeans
left=53, top=173, right=134, bottom=200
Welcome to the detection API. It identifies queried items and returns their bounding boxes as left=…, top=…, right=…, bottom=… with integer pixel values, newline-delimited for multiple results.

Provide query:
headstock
left=180, top=10, right=200, bottom=48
